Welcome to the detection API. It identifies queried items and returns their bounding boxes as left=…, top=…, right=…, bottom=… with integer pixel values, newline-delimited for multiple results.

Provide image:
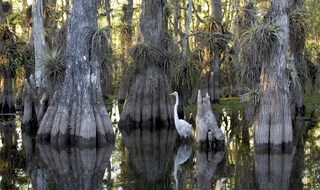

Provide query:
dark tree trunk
left=118, top=0, right=134, bottom=115
left=119, top=0, right=174, bottom=127
left=289, top=0, right=306, bottom=117
left=201, top=0, right=223, bottom=103
left=253, top=0, right=292, bottom=152
left=0, top=75, right=15, bottom=113
left=0, top=0, right=5, bottom=24
left=37, top=0, right=115, bottom=146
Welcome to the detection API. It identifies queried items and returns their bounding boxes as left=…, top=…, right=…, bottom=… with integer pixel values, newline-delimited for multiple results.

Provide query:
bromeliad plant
left=240, top=20, right=281, bottom=65
left=84, top=25, right=110, bottom=57
left=43, top=47, right=66, bottom=84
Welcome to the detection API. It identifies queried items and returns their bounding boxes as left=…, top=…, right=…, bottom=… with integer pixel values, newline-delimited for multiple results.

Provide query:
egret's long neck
left=174, top=94, right=179, bottom=121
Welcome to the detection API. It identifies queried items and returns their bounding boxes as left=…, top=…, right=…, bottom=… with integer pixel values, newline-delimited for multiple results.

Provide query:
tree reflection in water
left=120, top=127, right=177, bottom=190
left=1, top=112, right=320, bottom=189
left=23, top=133, right=114, bottom=190
left=196, top=147, right=225, bottom=190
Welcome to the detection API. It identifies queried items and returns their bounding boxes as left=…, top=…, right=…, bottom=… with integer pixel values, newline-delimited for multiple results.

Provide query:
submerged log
left=195, top=90, right=224, bottom=149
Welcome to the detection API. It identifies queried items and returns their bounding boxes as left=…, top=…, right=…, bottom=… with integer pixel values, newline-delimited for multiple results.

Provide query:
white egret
left=169, top=91, right=192, bottom=138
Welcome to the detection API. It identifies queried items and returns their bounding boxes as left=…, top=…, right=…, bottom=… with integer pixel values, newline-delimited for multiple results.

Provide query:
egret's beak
left=169, top=92, right=175, bottom=96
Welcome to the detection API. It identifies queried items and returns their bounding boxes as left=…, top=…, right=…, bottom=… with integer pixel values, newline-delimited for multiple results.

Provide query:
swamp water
left=0, top=113, right=319, bottom=190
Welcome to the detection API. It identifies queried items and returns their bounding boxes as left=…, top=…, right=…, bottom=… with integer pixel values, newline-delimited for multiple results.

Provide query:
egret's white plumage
left=170, top=91, right=192, bottom=138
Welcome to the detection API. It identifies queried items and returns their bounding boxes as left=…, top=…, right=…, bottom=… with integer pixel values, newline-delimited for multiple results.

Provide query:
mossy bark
left=36, top=0, right=115, bottom=146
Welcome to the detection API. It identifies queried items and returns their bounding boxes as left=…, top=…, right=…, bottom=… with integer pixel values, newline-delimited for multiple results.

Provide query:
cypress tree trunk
left=37, top=0, right=115, bottom=146
left=0, top=74, right=15, bottom=113
left=118, top=0, right=134, bottom=114
left=289, top=0, right=306, bottom=117
left=23, top=0, right=48, bottom=126
left=253, top=0, right=292, bottom=151
left=119, top=0, right=174, bottom=127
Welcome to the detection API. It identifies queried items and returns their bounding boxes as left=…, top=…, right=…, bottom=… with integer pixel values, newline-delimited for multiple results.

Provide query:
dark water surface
left=0, top=114, right=319, bottom=190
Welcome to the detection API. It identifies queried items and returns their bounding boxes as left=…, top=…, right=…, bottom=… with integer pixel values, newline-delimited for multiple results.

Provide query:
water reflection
left=120, top=128, right=177, bottom=190
left=254, top=152, right=293, bottom=190
left=1, top=113, right=320, bottom=189
left=0, top=122, right=27, bottom=189
left=23, top=134, right=114, bottom=190
left=173, top=141, right=193, bottom=190
left=196, top=147, right=225, bottom=190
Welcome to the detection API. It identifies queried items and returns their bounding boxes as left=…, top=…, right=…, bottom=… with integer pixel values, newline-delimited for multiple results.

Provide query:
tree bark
left=181, top=0, right=193, bottom=62
left=253, top=0, right=292, bottom=152
left=119, top=0, right=174, bottom=127
left=37, top=0, right=115, bottom=146
left=23, top=0, right=48, bottom=126
left=32, top=0, right=46, bottom=88
left=195, top=90, right=224, bottom=149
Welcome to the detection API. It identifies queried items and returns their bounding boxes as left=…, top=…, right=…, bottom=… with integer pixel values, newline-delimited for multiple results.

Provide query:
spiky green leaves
left=240, top=21, right=281, bottom=64
left=128, top=42, right=171, bottom=70
left=43, top=48, right=66, bottom=84
left=84, top=25, right=110, bottom=57
left=174, top=58, right=201, bottom=92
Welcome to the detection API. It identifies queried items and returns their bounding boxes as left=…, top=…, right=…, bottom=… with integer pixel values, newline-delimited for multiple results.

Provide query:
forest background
left=0, top=0, right=320, bottom=126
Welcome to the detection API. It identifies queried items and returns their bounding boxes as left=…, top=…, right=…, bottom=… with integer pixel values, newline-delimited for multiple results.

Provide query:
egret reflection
left=173, top=141, right=193, bottom=190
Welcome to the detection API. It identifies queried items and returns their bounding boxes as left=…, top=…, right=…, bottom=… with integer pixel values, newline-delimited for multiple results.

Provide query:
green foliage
left=240, top=21, right=280, bottom=64
left=84, top=25, right=110, bottom=57
left=303, top=93, right=320, bottom=118
left=239, top=87, right=260, bottom=103
left=173, top=58, right=201, bottom=92
left=101, top=52, right=115, bottom=77
left=0, top=26, right=23, bottom=77
left=287, top=62, right=301, bottom=89
left=43, top=47, right=66, bottom=83
left=212, top=97, right=243, bottom=113
left=129, top=42, right=161, bottom=63
left=198, top=17, right=230, bottom=51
